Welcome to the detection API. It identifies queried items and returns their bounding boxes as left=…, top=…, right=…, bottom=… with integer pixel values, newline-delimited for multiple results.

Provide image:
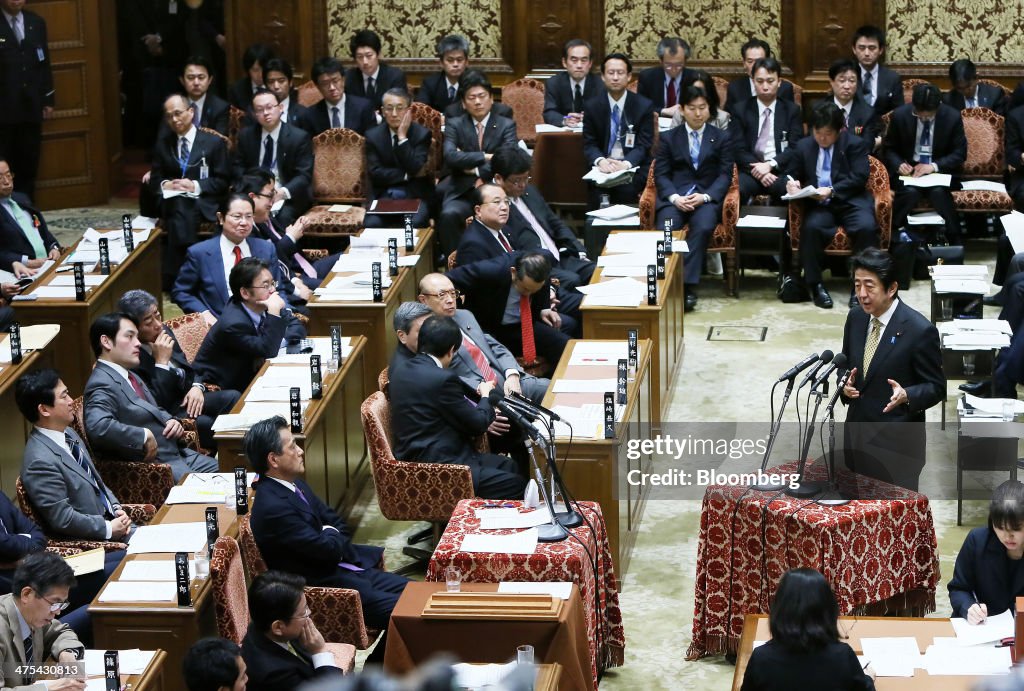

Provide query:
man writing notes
left=543, top=39, right=605, bottom=127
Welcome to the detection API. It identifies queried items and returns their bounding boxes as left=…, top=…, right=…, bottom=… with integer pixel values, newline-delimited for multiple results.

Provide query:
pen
left=580, top=358, right=609, bottom=362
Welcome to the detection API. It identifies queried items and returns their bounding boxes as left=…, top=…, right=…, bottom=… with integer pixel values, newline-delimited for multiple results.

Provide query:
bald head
left=417, top=272, right=458, bottom=317
left=163, top=93, right=194, bottom=136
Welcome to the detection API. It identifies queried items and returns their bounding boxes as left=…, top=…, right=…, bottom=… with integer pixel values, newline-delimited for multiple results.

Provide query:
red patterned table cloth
left=426, top=499, right=625, bottom=690
left=687, top=462, right=940, bottom=659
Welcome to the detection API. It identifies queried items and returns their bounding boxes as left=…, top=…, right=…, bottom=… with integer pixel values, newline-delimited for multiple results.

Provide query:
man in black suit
left=829, top=58, right=881, bottom=149
left=454, top=183, right=516, bottom=266
left=306, top=56, right=376, bottom=137
left=582, top=53, right=656, bottom=208
left=179, top=56, right=230, bottom=136
left=258, top=58, right=313, bottom=133
left=151, top=93, right=230, bottom=289
left=183, top=639, right=247, bottom=691
left=388, top=301, right=431, bottom=378
left=655, top=85, right=734, bottom=313
left=0, top=0, right=52, bottom=199
left=852, top=25, right=904, bottom=116
left=118, top=290, right=240, bottom=452
left=233, top=89, right=314, bottom=226
left=1006, top=105, right=1024, bottom=210
left=841, top=249, right=944, bottom=492
left=543, top=38, right=606, bottom=127
left=944, top=58, right=1008, bottom=116
left=364, top=88, right=432, bottom=228
left=884, top=83, right=967, bottom=244
left=415, top=34, right=470, bottom=114
left=441, top=72, right=514, bottom=122
left=344, top=29, right=407, bottom=111
left=733, top=57, right=803, bottom=203
left=437, top=70, right=517, bottom=258
left=723, top=38, right=796, bottom=117
left=785, top=103, right=877, bottom=310
left=389, top=315, right=527, bottom=498
left=636, top=37, right=695, bottom=119
left=226, top=43, right=273, bottom=110
left=245, top=415, right=407, bottom=663
left=0, top=159, right=59, bottom=277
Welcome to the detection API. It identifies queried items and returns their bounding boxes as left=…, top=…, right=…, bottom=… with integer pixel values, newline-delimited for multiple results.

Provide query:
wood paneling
left=782, top=0, right=884, bottom=91
left=224, top=0, right=328, bottom=82
left=505, top=0, right=605, bottom=74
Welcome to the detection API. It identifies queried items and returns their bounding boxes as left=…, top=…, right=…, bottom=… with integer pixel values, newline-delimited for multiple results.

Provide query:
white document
left=330, top=271, right=393, bottom=289
left=907, top=211, right=946, bottom=225
left=938, top=319, right=1012, bottom=335
left=65, top=246, right=128, bottom=264
left=603, top=231, right=666, bottom=251
left=397, top=255, right=420, bottom=267
left=923, top=644, right=1011, bottom=676
left=736, top=215, right=787, bottom=229
left=49, top=274, right=108, bottom=287
left=120, top=559, right=195, bottom=581
left=98, top=580, right=177, bottom=602
left=1000, top=210, right=1024, bottom=253
left=126, top=521, right=208, bottom=555
left=670, top=240, right=689, bottom=253
left=459, top=528, right=538, bottom=555
left=535, top=123, right=567, bottom=133
left=582, top=165, right=638, bottom=185
left=478, top=507, right=552, bottom=530
left=64, top=548, right=105, bottom=576
left=537, top=403, right=623, bottom=440
left=245, top=381, right=313, bottom=402
left=551, top=378, right=617, bottom=393
left=961, top=180, right=1007, bottom=193
left=858, top=637, right=921, bottom=677
left=899, top=173, right=952, bottom=187
left=209, top=413, right=264, bottom=432
left=165, top=485, right=230, bottom=504
left=583, top=293, right=644, bottom=307
left=238, top=401, right=307, bottom=420
left=84, top=649, right=157, bottom=676
left=658, top=116, right=674, bottom=131
left=161, top=188, right=197, bottom=199
left=592, top=214, right=641, bottom=227
left=575, top=277, right=646, bottom=297
left=569, top=342, right=629, bottom=363
left=498, top=581, right=573, bottom=600
left=963, top=393, right=1024, bottom=415
left=942, top=331, right=1010, bottom=349
left=452, top=662, right=518, bottom=689
left=586, top=204, right=641, bottom=221
left=595, top=265, right=649, bottom=279
left=27, top=286, right=80, bottom=299
left=951, top=609, right=1016, bottom=645
left=182, top=472, right=257, bottom=488
left=597, top=252, right=657, bottom=267
left=929, top=264, right=988, bottom=278
left=329, top=254, right=392, bottom=273
left=327, top=203, right=352, bottom=212
left=933, top=278, right=989, bottom=294
left=781, top=185, right=818, bottom=200
left=271, top=199, right=285, bottom=212
left=360, top=227, right=419, bottom=243
left=131, top=216, right=158, bottom=229
left=313, top=287, right=376, bottom=302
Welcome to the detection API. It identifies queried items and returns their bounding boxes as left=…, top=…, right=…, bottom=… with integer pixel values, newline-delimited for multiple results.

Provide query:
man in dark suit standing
left=852, top=25, right=904, bottom=116
left=841, top=249, right=944, bottom=492
left=543, top=39, right=606, bottom=127
left=227, top=43, right=273, bottom=111
left=884, top=83, right=967, bottom=244
left=723, top=38, right=795, bottom=116
left=344, top=29, right=407, bottom=111
left=306, top=56, right=376, bottom=136
left=0, top=159, right=59, bottom=277
left=785, top=103, right=876, bottom=310
left=944, top=58, right=1008, bottom=116
left=179, top=56, right=230, bottom=136
left=364, top=88, right=432, bottom=228
left=636, top=37, right=695, bottom=119
left=582, top=53, right=656, bottom=208
left=0, top=0, right=53, bottom=200
left=829, top=58, right=881, bottom=149
left=655, top=85, right=734, bottom=313
left=415, top=34, right=470, bottom=114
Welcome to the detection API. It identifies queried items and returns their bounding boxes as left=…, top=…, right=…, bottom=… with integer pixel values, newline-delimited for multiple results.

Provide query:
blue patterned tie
left=919, top=120, right=932, bottom=164
left=67, top=433, right=115, bottom=517
left=689, top=131, right=700, bottom=166
left=607, top=104, right=621, bottom=156
left=262, top=134, right=274, bottom=169
left=818, top=147, right=832, bottom=188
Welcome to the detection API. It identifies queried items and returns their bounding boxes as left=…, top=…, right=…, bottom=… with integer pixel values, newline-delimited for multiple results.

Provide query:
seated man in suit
left=84, top=313, right=219, bottom=482
left=884, top=83, right=967, bottom=245
left=232, top=89, right=313, bottom=227
left=636, top=36, right=695, bottom=120
left=388, top=301, right=433, bottom=377
left=179, top=56, right=230, bottom=136
left=829, top=58, right=881, bottom=149
left=415, top=34, right=471, bottom=114
left=227, top=43, right=273, bottom=111
left=256, top=58, right=313, bottom=133
left=582, top=53, right=656, bottom=208
left=543, top=38, right=605, bottom=127
left=655, top=85, right=734, bottom=313
left=193, top=258, right=306, bottom=394
left=117, top=290, right=241, bottom=452
left=441, top=70, right=514, bottom=122
left=734, top=57, right=803, bottom=204
left=150, top=93, right=230, bottom=290
left=307, top=56, right=376, bottom=137
left=184, top=638, right=247, bottom=691
left=0, top=159, right=60, bottom=278
left=785, top=102, right=876, bottom=309
left=437, top=70, right=517, bottom=259
left=345, top=29, right=407, bottom=111
left=724, top=38, right=796, bottom=116
left=364, top=88, right=433, bottom=229
left=390, top=315, right=528, bottom=498
left=244, top=416, right=408, bottom=662
left=944, top=58, right=1008, bottom=116
left=240, top=571, right=341, bottom=690
left=852, top=25, right=905, bottom=116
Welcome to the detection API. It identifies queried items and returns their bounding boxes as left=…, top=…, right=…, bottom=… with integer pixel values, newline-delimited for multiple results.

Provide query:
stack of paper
left=923, top=643, right=1011, bottom=676
left=478, top=507, right=552, bottom=530
left=586, top=204, right=640, bottom=221
left=98, top=581, right=177, bottom=602
left=658, top=116, right=674, bottom=131
left=126, top=522, right=208, bottom=555
left=26, top=286, right=80, bottom=299
left=237, top=400, right=307, bottom=419
left=131, top=216, right=158, bottom=229
left=938, top=319, right=1012, bottom=335
left=781, top=185, right=818, bottom=200
left=899, top=173, right=952, bottom=187
left=0, top=324, right=60, bottom=362
left=567, top=341, right=629, bottom=366
left=210, top=413, right=270, bottom=432
left=736, top=215, right=787, bottom=229
left=535, top=403, right=624, bottom=440
left=933, top=278, right=989, bottom=294
left=49, top=274, right=108, bottom=288
left=535, top=123, right=567, bottom=133
left=498, top=581, right=573, bottom=599
left=577, top=277, right=646, bottom=307
left=858, top=637, right=921, bottom=677
left=603, top=231, right=665, bottom=252
left=929, top=264, right=988, bottom=279
left=327, top=204, right=352, bottom=213
left=951, top=610, right=1016, bottom=645
left=1001, top=210, right=1024, bottom=253
left=961, top=180, right=1007, bottom=193
left=459, top=528, right=539, bottom=554
left=963, top=393, right=1024, bottom=416
left=82, top=227, right=152, bottom=245
left=165, top=485, right=231, bottom=504
left=552, top=378, right=617, bottom=393
left=245, top=376, right=313, bottom=402
left=942, top=330, right=1010, bottom=349
left=84, top=649, right=156, bottom=676
left=907, top=211, right=946, bottom=226
left=452, top=662, right=518, bottom=689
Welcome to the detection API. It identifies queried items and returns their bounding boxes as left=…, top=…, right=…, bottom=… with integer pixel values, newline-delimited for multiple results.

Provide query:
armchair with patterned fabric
left=300, top=128, right=369, bottom=238
left=501, top=78, right=544, bottom=146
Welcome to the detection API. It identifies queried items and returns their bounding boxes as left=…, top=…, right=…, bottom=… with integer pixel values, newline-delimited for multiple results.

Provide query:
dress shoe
left=810, top=283, right=833, bottom=309
left=983, top=294, right=1002, bottom=307
left=684, top=289, right=698, bottom=312
left=849, top=291, right=859, bottom=309
left=959, top=380, right=991, bottom=396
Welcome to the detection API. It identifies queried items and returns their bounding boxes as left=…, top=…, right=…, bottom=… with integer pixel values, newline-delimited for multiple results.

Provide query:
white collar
left=608, top=91, right=628, bottom=109
left=427, top=354, right=444, bottom=368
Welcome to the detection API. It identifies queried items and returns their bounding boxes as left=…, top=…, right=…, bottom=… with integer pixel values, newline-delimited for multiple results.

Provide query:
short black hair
left=229, top=257, right=270, bottom=301
left=679, top=85, right=708, bottom=108
left=242, top=43, right=275, bottom=72
left=311, top=56, right=344, bottom=83
left=751, top=56, right=782, bottom=77
left=656, top=37, right=690, bottom=60
left=769, top=568, right=840, bottom=653
left=182, top=56, right=213, bottom=76
left=183, top=638, right=242, bottom=691
left=89, top=312, right=133, bottom=357
left=949, top=58, right=977, bottom=85
left=563, top=38, right=592, bottom=60
left=416, top=315, right=462, bottom=357
left=682, top=70, right=721, bottom=116
left=262, top=57, right=294, bottom=83
left=12, top=551, right=76, bottom=597
left=250, top=87, right=276, bottom=108
left=236, top=168, right=276, bottom=197
left=458, top=69, right=492, bottom=102
left=828, top=58, right=859, bottom=81
left=491, top=146, right=532, bottom=179
left=602, top=52, right=633, bottom=75
left=220, top=192, right=255, bottom=216
left=350, top=29, right=382, bottom=58
left=810, top=101, right=844, bottom=132
left=851, top=248, right=896, bottom=290
left=852, top=25, right=886, bottom=49
left=15, top=368, right=61, bottom=423
left=514, top=251, right=551, bottom=285
left=472, top=182, right=505, bottom=207
left=436, top=34, right=470, bottom=60
left=911, top=83, right=941, bottom=112
left=248, top=570, right=305, bottom=633
left=740, top=38, right=771, bottom=61
left=243, top=415, right=288, bottom=475
left=990, top=480, right=1024, bottom=532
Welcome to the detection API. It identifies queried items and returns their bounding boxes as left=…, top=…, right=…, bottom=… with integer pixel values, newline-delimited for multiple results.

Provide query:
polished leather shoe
left=959, top=380, right=991, bottom=396
left=810, top=283, right=833, bottom=309
left=983, top=294, right=1002, bottom=307
left=849, top=291, right=859, bottom=309
left=684, top=290, right=698, bottom=312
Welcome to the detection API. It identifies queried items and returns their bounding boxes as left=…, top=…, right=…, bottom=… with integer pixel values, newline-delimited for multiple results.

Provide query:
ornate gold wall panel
left=887, top=0, right=1024, bottom=63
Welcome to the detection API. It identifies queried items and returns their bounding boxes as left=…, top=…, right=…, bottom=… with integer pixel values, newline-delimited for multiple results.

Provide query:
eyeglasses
left=483, top=199, right=510, bottom=208
left=225, top=213, right=255, bottom=222
left=0, top=171, right=12, bottom=180
left=35, top=591, right=69, bottom=613
left=317, top=77, right=343, bottom=89
left=291, top=607, right=312, bottom=621
left=251, top=192, right=273, bottom=199
left=248, top=281, right=275, bottom=291
left=252, top=105, right=279, bottom=115
left=420, top=289, right=460, bottom=300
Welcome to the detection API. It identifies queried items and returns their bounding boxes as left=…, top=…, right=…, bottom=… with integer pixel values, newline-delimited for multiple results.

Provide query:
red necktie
left=128, top=372, right=147, bottom=400
left=519, top=294, right=537, bottom=363
left=461, top=332, right=496, bottom=384
left=666, top=79, right=677, bottom=108
left=496, top=232, right=513, bottom=253
left=233, top=245, right=243, bottom=266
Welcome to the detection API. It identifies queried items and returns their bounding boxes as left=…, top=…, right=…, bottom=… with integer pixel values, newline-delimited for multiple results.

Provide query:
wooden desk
left=541, top=339, right=654, bottom=579
left=579, top=230, right=685, bottom=427
left=0, top=338, right=55, bottom=494
left=11, top=228, right=163, bottom=394
left=213, top=336, right=369, bottom=516
left=73, top=648, right=166, bottom=691
left=306, top=227, right=434, bottom=393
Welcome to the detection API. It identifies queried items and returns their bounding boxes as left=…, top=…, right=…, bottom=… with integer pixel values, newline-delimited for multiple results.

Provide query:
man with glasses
left=0, top=158, right=59, bottom=278
left=637, top=37, right=695, bottom=119
left=364, top=88, right=432, bottom=228
left=306, top=56, right=375, bottom=136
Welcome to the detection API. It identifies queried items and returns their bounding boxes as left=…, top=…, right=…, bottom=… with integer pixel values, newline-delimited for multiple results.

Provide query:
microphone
left=503, top=395, right=540, bottom=423
left=797, top=350, right=833, bottom=389
left=488, top=390, right=543, bottom=442
left=509, top=390, right=561, bottom=422
left=812, top=353, right=848, bottom=390
left=776, top=352, right=818, bottom=383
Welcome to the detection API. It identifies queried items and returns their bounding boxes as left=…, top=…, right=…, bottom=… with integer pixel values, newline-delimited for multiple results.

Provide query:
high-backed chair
left=295, top=79, right=324, bottom=108
left=901, top=78, right=931, bottom=107
left=951, top=107, right=1013, bottom=215
left=408, top=102, right=444, bottom=181
left=532, top=131, right=589, bottom=213
left=227, top=106, right=246, bottom=151
left=501, top=78, right=545, bottom=145
left=300, top=128, right=369, bottom=237
left=164, top=312, right=211, bottom=364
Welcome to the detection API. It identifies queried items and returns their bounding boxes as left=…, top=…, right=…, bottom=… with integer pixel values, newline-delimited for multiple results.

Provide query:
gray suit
left=83, top=361, right=218, bottom=482
left=21, top=428, right=120, bottom=541
left=452, top=309, right=549, bottom=404
left=0, top=593, right=80, bottom=689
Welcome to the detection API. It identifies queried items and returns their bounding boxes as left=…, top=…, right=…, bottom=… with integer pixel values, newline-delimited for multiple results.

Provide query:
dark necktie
left=23, top=634, right=32, bottom=669
left=496, top=231, right=513, bottom=253
left=666, top=78, right=677, bottom=108
left=66, top=433, right=114, bottom=516
left=262, top=134, right=274, bottom=169
left=257, top=313, right=267, bottom=334
left=179, top=136, right=190, bottom=164
left=295, top=486, right=310, bottom=506
left=366, top=76, right=376, bottom=101
left=448, top=85, right=456, bottom=103
left=330, top=106, right=341, bottom=129
left=393, top=133, right=399, bottom=150
left=573, top=83, right=583, bottom=113
left=10, top=16, right=22, bottom=44
left=920, top=120, right=932, bottom=164
left=861, top=71, right=873, bottom=104
left=607, top=104, right=621, bottom=156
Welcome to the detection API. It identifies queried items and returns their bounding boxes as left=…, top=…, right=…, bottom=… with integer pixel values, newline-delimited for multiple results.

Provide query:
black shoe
left=849, top=291, right=859, bottom=309
left=959, top=380, right=991, bottom=396
left=984, top=294, right=1002, bottom=307
left=810, top=283, right=833, bottom=309
left=684, top=289, right=698, bottom=312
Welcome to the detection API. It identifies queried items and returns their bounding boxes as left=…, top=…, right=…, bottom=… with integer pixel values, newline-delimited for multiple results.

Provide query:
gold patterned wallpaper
left=887, top=0, right=1024, bottom=63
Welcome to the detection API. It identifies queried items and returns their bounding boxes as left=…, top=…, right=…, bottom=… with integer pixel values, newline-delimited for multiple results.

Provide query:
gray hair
left=243, top=416, right=288, bottom=475
left=393, top=301, right=432, bottom=333
left=117, top=289, right=159, bottom=322
left=657, top=36, right=691, bottom=60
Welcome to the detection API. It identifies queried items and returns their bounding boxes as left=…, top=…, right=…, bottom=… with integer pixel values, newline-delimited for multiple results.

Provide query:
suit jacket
left=227, top=77, right=258, bottom=111
left=305, top=95, right=376, bottom=136
left=543, top=71, right=606, bottom=126
left=0, top=10, right=53, bottom=124
left=172, top=235, right=290, bottom=316
left=882, top=102, right=967, bottom=179
left=249, top=476, right=382, bottom=588
left=740, top=639, right=874, bottom=691
left=241, top=624, right=342, bottom=691
left=943, top=82, right=1008, bottom=116
left=836, top=97, right=881, bottom=145
left=149, top=127, right=230, bottom=223
left=859, top=65, right=904, bottom=116
left=133, top=327, right=196, bottom=413
left=441, top=112, right=517, bottom=199
left=344, top=63, right=407, bottom=109
left=443, top=100, right=514, bottom=121
left=783, top=131, right=871, bottom=205
left=365, top=120, right=433, bottom=200
left=193, top=298, right=295, bottom=393
left=0, top=593, right=80, bottom=689
left=21, top=428, right=120, bottom=541
left=636, top=66, right=697, bottom=113
left=415, top=71, right=461, bottom=113
left=581, top=92, right=656, bottom=169
left=450, top=309, right=549, bottom=401
left=232, top=122, right=313, bottom=213
left=0, top=494, right=44, bottom=563
left=194, top=92, right=231, bottom=135
left=505, top=186, right=586, bottom=258
left=1007, top=107, right=1024, bottom=189
left=732, top=97, right=803, bottom=169
left=723, top=76, right=796, bottom=117
left=0, top=193, right=57, bottom=271
left=654, top=123, right=734, bottom=212
left=456, top=219, right=515, bottom=266
left=948, top=526, right=1024, bottom=619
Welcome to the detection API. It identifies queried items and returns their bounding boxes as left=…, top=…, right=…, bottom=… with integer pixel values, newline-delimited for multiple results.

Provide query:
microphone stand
left=524, top=436, right=569, bottom=542
left=751, top=377, right=796, bottom=491
left=817, top=370, right=852, bottom=505
left=786, top=380, right=828, bottom=498
left=511, top=397, right=582, bottom=529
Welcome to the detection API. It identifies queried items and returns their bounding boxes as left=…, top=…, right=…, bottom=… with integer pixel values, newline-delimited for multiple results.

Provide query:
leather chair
left=301, top=128, right=369, bottom=238
left=951, top=107, right=1013, bottom=215
left=295, top=80, right=324, bottom=108
left=501, top=78, right=545, bottom=146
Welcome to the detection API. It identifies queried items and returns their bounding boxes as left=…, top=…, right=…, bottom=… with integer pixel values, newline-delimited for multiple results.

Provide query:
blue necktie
left=179, top=137, right=190, bottom=165
left=66, top=433, right=115, bottom=517
left=331, top=106, right=341, bottom=129
left=919, top=120, right=932, bottom=164
left=818, top=147, right=832, bottom=188
left=448, top=85, right=456, bottom=103
left=689, top=131, right=700, bottom=166
left=607, top=104, right=621, bottom=156
left=262, top=134, right=274, bottom=169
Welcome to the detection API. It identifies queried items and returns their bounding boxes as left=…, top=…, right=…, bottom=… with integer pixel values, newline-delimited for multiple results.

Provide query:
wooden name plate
left=422, top=591, right=563, bottom=621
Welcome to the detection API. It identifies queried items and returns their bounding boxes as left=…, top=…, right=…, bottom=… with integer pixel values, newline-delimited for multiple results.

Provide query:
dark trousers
left=738, top=170, right=787, bottom=203
left=656, top=202, right=721, bottom=285
left=335, top=565, right=409, bottom=663
left=0, top=122, right=42, bottom=200
left=438, top=196, right=474, bottom=260
left=586, top=177, right=645, bottom=211
left=995, top=271, right=1024, bottom=398
left=472, top=452, right=529, bottom=500
left=800, top=198, right=877, bottom=284
left=892, top=183, right=961, bottom=244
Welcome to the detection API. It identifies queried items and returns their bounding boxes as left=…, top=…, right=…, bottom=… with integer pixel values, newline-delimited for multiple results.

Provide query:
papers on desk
left=951, top=609, right=1016, bottom=646
left=592, top=214, right=641, bottom=227
left=603, top=231, right=665, bottom=252
left=351, top=234, right=419, bottom=250
left=552, top=378, right=617, bottom=393
left=271, top=336, right=352, bottom=362
left=859, top=637, right=920, bottom=677
left=98, top=580, right=177, bottom=602
left=923, top=643, right=1011, bottom=676
left=210, top=413, right=270, bottom=432
left=329, top=271, right=393, bottom=289
left=938, top=318, right=1012, bottom=335
left=120, top=559, right=196, bottom=581
left=84, top=649, right=156, bottom=676
left=64, top=246, right=127, bottom=265
left=568, top=341, right=628, bottom=365
left=929, top=264, right=988, bottom=279
left=245, top=380, right=313, bottom=402
left=498, top=581, right=573, bottom=600
left=161, top=187, right=198, bottom=199
left=26, top=286, right=81, bottom=299
left=586, top=204, right=640, bottom=221
left=598, top=251, right=656, bottom=267
left=329, top=253, right=398, bottom=273
left=961, top=179, right=1007, bottom=193
left=0, top=261, right=54, bottom=286
left=942, top=331, right=1010, bottom=349
left=0, top=324, right=59, bottom=363
left=452, top=662, right=518, bottom=689
left=63, top=548, right=104, bottom=576
left=933, top=278, right=989, bottom=294
left=49, top=274, right=108, bottom=287
left=126, top=521, right=207, bottom=554
left=131, top=215, right=157, bottom=229
left=899, top=173, right=952, bottom=187
left=582, top=165, right=638, bottom=186
left=908, top=211, right=946, bottom=225
left=460, top=528, right=538, bottom=555
left=477, top=507, right=552, bottom=530
left=658, top=116, right=674, bottom=131
left=535, top=123, right=567, bottom=133
left=313, top=286, right=377, bottom=301
left=594, top=266, right=649, bottom=279
left=577, top=277, right=646, bottom=307
left=182, top=472, right=257, bottom=488
left=1001, top=210, right=1024, bottom=253
left=82, top=226, right=153, bottom=246
left=327, top=204, right=352, bottom=213
left=780, top=185, right=818, bottom=200
left=963, top=393, right=1024, bottom=415
left=165, top=485, right=230, bottom=504
left=736, top=214, right=787, bottom=229
left=536, top=403, right=624, bottom=440
left=238, top=400, right=308, bottom=419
